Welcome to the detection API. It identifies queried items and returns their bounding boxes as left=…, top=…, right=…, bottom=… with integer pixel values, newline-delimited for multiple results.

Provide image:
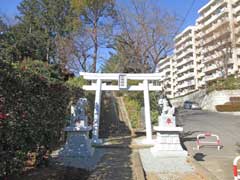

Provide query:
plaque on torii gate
left=80, top=72, right=163, bottom=144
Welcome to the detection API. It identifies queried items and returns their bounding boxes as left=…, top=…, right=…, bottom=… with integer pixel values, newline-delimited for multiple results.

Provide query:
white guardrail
left=196, top=132, right=221, bottom=150
left=233, top=156, right=240, bottom=180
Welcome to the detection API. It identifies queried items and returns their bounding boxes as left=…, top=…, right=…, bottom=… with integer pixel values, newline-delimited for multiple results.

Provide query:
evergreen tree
left=14, top=0, right=78, bottom=62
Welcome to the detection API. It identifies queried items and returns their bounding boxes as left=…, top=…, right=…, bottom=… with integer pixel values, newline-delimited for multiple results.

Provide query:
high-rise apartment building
left=196, top=0, right=240, bottom=85
left=232, top=0, right=240, bottom=67
left=155, top=56, right=174, bottom=98
left=156, top=0, right=240, bottom=98
left=173, top=26, right=198, bottom=97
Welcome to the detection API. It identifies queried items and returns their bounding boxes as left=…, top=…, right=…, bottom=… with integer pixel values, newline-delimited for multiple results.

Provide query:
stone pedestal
left=151, top=99, right=187, bottom=157
left=62, top=125, right=94, bottom=157
left=59, top=98, right=99, bottom=170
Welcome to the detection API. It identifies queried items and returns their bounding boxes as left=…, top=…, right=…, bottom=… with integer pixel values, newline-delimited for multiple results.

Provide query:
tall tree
left=0, top=17, right=7, bottom=34
left=0, top=16, right=21, bottom=62
left=116, top=0, right=177, bottom=73
left=101, top=54, right=120, bottom=73
left=15, top=0, right=77, bottom=62
left=72, top=0, right=117, bottom=72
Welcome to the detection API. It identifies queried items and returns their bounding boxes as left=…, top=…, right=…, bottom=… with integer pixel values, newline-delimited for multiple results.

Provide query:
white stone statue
left=151, top=97, right=187, bottom=157
left=60, top=97, right=94, bottom=161
left=71, top=98, right=88, bottom=128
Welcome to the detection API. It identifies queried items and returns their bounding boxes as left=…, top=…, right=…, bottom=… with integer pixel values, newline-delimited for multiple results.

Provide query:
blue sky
left=0, top=0, right=209, bottom=30
left=0, top=0, right=209, bottom=71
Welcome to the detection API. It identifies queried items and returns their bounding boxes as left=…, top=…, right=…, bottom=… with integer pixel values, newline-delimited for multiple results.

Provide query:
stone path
left=88, top=92, right=138, bottom=180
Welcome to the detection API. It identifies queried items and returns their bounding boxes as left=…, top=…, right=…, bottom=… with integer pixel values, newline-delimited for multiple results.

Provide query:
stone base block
left=60, top=130, right=94, bottom=157
left=92, top=138, right=103, bottom=145
left=150, top=147, right=188, bottom=157
left=55, top=148, right=105, bottom=170
left=151, top=131, right=188, bottom=157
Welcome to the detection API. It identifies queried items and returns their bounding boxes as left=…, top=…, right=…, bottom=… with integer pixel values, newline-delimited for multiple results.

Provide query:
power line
left=174, top=0, right=197, bottom=36
left=167, top=0, right=197, bottom=53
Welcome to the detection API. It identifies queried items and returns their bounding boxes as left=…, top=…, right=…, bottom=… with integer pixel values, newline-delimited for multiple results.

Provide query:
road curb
left=93, top=144, right=153, bottom=149
left=133, top=151, right=146, bottom=180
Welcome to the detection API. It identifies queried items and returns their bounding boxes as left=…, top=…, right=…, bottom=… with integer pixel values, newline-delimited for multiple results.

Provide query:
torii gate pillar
left=143, top=79, right=152, bottom=141
left=92, top=79, right=102, bottom=144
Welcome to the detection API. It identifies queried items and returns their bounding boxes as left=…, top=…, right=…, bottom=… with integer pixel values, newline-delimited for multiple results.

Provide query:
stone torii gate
left=80, top=72, right=163, bottom=144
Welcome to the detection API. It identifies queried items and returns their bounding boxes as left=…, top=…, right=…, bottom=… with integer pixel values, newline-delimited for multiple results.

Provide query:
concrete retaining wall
left=170, top=90, right=240, bottom=112
left=170, top=90, right=206, bottom=108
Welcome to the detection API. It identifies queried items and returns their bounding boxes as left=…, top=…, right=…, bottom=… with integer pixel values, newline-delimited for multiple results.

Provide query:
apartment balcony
left=160, top=75, right=172, bottom=83
left=157, top=58, right=171, bottom=67
left=177, top=80, right=195, bottom=90
left=202, top=40, right=230, bottom=56
left=204, top=73, right=222, bottom=81
left=177, top=72, right=195, bottom=82
left=177, top=64, right=194, bottom=75
left=198, top=0, right=226, bottom=23
left=176, top=57, right=193, bottom=68
left=234, top=4, right=240, bottom=14
left=201, top=19, right=229, bottom=39
left=201, top=30, right=230, bottom=47
left=233, top=0, right=240, bottom=4
left=204, top=64, right=218, bottom=73
left=175, top=41, right=193, bottom=54
left=203, top=52, right=233, bottom=64
left=158, top=65, right=171, bottom=73
left=175, top=35, right=192, bottom=47
left=159, top=75, right=170, bottom=82
left=176, top=49, right=193, bottom=61
left=201, top=9, right=228, bottom=30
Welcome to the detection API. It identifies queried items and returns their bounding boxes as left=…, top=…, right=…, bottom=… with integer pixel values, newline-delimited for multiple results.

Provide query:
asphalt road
left=178, top=109, right=240, bottom=180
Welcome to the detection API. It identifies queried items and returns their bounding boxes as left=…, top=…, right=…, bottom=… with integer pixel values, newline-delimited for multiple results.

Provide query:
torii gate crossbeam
left=80, top=72, right=163, bottom=144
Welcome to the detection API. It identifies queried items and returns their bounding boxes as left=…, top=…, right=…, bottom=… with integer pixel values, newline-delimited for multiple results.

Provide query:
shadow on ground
left=193, top=153, right=206, bottom=161
left=11, top=163, right=90, bottom=180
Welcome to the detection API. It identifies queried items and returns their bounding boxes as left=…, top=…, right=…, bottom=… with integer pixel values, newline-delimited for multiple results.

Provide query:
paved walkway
left=88, top=92, right=138, bottom=180
left=178, top=109, right=240, bottom=180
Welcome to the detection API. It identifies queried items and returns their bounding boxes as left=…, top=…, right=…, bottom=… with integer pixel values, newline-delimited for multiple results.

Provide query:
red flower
left=0, top=113, right=8, bottom=120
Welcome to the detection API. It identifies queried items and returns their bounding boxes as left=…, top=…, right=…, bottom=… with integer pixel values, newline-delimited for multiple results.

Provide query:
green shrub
left=207, top=76, right=240, bottom=93
left=216, top=104, right=240, bottom=112
left=123, top=91, right=160, bottom=128
left=0, top=60, right=83, bottom=177
left=123, top=96, right=141, bottom=128
left=150, top=110, right=158, bottom=125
